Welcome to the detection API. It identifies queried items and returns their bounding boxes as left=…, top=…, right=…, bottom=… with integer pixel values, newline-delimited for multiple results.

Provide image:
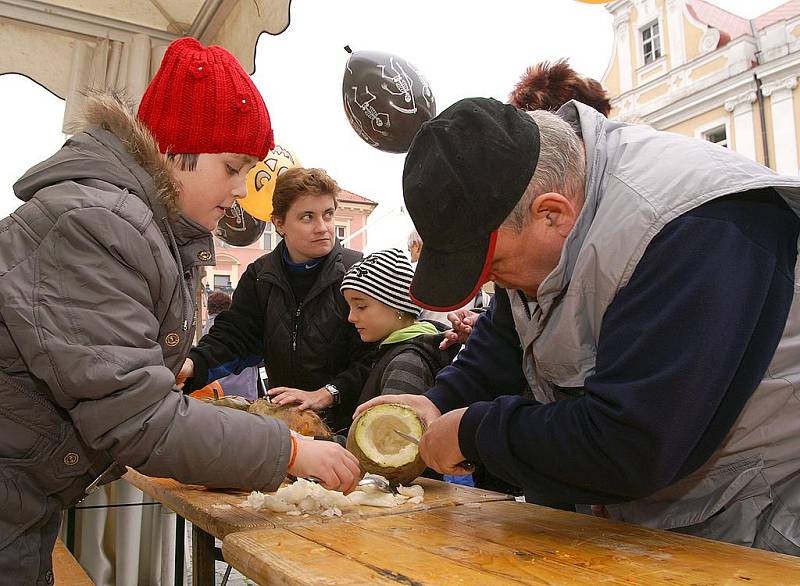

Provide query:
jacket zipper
left=292, top=302, right=303, bottom=352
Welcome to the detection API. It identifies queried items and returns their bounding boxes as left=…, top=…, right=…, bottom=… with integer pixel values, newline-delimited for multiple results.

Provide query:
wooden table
left=124, top=469, right=512, bottom=585
left=223, top=500, right=800, bottom=585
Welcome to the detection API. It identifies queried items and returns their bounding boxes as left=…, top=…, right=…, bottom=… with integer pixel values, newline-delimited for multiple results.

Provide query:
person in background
left=340, top=248, right=459, bottom=406
left=202, top=291, right=260, bottom=400
left=508, top=58, right=611, bottom=116
left=0, top=37, right=360, bottom=584
left=181, top=167, right=374, bottom=433
left=359, top=97, right=800, bottom=553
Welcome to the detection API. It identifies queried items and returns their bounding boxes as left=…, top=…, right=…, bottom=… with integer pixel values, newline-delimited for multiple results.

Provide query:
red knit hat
left=138, top=37, right=274, bottom=159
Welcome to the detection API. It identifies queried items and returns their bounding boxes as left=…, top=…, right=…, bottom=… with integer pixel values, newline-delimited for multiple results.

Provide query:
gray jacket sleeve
left=380, top=351, right=434, bottom=396
left=5, top=205, right=289, bottom=491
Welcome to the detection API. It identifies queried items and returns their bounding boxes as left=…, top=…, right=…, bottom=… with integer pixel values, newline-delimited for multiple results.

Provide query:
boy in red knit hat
left=1, top=37, right=360, bottom=584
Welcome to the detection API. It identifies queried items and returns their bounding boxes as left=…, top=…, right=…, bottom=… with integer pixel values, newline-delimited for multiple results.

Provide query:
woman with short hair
left=182, top=167, right=374, bottom=433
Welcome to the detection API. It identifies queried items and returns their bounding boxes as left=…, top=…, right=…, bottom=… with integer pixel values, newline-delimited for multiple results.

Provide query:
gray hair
left=501, top=110, right=585, bottom=232
left=407, top=228, right=423, bottom=248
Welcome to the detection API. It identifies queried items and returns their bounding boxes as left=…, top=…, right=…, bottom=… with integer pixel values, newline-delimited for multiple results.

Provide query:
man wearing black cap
left=357, top=97, right=800, bottom=553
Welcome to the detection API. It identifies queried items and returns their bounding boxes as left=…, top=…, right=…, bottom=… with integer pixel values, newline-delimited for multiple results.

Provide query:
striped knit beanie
left=138, top=37, right=274, bottom=159
left=341, top=248, right=421, bottom=317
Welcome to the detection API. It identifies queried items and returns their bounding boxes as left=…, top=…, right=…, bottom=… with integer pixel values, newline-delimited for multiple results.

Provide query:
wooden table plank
left=224, top=500, right=800, bottom=586
left=52, top=537, right=93, bottom=586
left=224, top=518, right=533, bottom=586
left=123, top=469, right=511, bottom=539
left=222, top=529, right=422, bottom=585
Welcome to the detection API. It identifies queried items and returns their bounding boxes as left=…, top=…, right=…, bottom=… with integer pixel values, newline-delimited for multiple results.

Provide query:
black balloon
left=342, top=49, right=436, bottom=153
left=215, top=202, right=265, bottom=246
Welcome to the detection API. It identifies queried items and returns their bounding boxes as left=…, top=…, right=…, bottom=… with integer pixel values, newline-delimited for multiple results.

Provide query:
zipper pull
left=182, top=319, right=188, bottom=331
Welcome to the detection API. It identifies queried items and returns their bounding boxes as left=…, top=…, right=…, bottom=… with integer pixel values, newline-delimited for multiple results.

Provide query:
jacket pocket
left=753, top=473, right=800, bottom=555
left=607, top=455, right=772, bottom=547
left=0, top=470, right=48, bottom=550
left=0, top=372, right=107, bottom=547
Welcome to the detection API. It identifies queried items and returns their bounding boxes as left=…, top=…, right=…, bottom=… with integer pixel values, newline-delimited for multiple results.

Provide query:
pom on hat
left=138, top=37, right=274, bottom=160
left=341, top=248, right=421, bottom=317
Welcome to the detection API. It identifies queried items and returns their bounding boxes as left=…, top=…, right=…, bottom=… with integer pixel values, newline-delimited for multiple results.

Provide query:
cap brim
left=410, top=231, right=497, bottom=312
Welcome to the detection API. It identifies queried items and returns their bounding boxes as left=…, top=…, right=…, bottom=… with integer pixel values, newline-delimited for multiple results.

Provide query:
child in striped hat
left=341, top=248, right=460, bottom=405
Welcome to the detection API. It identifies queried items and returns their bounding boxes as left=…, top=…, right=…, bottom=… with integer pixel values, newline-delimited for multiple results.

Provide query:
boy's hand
left=176, top=358, right=194, bottom=389
left=353, top=394, right=441, bottom=426
left=439, top=309, right=480, bottom=350
left=288, top=436, right=361, bottom=494
left=269, top=387, right=333, bottom=410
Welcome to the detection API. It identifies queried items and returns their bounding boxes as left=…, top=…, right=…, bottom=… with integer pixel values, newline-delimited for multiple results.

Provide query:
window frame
left=640, top=20, right=662, bottom=66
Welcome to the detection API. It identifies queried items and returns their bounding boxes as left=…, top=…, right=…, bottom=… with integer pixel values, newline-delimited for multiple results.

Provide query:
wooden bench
left=52, top=538, right=93, bottom=585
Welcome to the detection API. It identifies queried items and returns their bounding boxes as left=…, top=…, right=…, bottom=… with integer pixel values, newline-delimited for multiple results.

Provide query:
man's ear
left=531, top=192, right=578, bottom=237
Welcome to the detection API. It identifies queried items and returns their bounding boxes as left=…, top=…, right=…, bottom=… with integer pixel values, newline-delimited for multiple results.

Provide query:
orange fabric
left=189, top=380, right=224, bottom=400
left=288, top=433, right=298, bottom=471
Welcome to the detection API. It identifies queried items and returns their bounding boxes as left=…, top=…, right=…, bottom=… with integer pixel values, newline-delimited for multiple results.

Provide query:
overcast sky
left=0, top=0, right=788, bottom=251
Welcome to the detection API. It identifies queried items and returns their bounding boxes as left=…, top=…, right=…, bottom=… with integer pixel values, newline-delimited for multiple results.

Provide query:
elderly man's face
left=488, top=192, right=579, bottom=298
left=408, top=241, right=422, bottom=262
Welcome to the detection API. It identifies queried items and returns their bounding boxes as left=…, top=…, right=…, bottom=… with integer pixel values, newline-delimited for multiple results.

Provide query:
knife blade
left=393, top=429, right=420, bottom=445
left=392, top=429, right=476, bottom=472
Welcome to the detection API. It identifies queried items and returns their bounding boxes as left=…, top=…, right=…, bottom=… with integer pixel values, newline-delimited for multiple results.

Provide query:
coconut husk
left=248, top=399, right=332, bottom=438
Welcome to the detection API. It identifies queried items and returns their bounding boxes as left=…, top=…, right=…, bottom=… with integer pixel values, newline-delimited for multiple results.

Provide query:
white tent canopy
left=0, top=0, right=290, bottom=131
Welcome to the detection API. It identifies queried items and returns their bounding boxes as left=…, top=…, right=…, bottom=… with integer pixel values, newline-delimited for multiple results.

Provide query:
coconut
left=247, top=399, right=331, bottom=438
left=202, top=395, right=252, bottom=410
left=346, top=403, right=427, bottom=485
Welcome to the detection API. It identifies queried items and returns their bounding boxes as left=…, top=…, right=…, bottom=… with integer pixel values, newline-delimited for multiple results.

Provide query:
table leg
left=174, top=515, right=185, bottom=586
left=191, top=523, right=215, bottom=586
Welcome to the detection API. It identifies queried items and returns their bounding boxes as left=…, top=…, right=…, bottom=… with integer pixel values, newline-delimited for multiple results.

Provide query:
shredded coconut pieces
left=242, top=477, right=425, bottom=515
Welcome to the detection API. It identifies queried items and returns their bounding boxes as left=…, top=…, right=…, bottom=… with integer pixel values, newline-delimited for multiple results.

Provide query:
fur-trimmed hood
left=14, top=92, right=180, bottom=218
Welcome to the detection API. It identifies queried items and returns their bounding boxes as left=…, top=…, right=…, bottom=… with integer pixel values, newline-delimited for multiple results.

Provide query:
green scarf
left=380, top=321, right=440, bottom=347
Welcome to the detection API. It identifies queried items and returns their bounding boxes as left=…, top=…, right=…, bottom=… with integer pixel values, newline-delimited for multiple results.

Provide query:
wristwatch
left=324, top=383, right=341, bottom=406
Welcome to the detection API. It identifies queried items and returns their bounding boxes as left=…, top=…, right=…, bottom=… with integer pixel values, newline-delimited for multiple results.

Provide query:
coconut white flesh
left=244, top=476, right=425, bottom=514
left=354, top=405, right=424, bottom=468
left=397, top=484, right=424, bottom=498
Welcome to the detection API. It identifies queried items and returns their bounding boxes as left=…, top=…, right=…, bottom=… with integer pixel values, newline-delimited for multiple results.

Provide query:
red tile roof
left=687, top=0, right=750, bottom=43
left=338, top=189, right=378, bottom=206
left=754, top=0, right=800, bottom=30
left=687, top=0, right=800, bottom=45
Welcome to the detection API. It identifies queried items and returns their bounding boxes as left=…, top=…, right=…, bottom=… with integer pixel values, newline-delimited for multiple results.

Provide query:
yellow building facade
left=602, top=0, right=800, bottom=174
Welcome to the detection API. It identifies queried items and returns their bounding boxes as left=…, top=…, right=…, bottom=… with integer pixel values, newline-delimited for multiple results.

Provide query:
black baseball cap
left=402, top=97, right=540, bottom=310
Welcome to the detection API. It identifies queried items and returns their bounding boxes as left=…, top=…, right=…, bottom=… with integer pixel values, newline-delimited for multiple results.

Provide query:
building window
left=213, top=274, right=232, bottom=294
left=703, top=125, right=728, bottom=147
left=336, top=225, right=348, bottom=241
left=641, top=22, right=662, bottom=65
left=262, top=222, right=282, bottom=251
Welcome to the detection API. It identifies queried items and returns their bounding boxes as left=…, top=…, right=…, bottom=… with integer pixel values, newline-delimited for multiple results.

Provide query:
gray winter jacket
left=0, top=94, right=290, bottom=551
left=511, top=101, right=800, bottom=550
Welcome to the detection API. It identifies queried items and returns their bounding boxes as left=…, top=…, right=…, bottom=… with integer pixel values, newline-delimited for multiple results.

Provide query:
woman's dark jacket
left=186, top=239, right=374, bottom=431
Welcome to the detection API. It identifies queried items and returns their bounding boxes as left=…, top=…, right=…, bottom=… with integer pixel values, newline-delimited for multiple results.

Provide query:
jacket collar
left=259, top=239, right=345, bottom=295
left=534, top=101, right=608, bottom=316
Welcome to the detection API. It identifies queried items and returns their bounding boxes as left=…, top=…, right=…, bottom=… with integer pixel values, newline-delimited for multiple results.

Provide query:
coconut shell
left=347, top=404, right=427, bottom=485
left=247, top=399, right=332, bottom=438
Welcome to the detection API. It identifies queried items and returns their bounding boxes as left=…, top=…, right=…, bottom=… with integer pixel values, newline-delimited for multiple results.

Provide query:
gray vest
left=511, top=101, right=800, bottom=551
